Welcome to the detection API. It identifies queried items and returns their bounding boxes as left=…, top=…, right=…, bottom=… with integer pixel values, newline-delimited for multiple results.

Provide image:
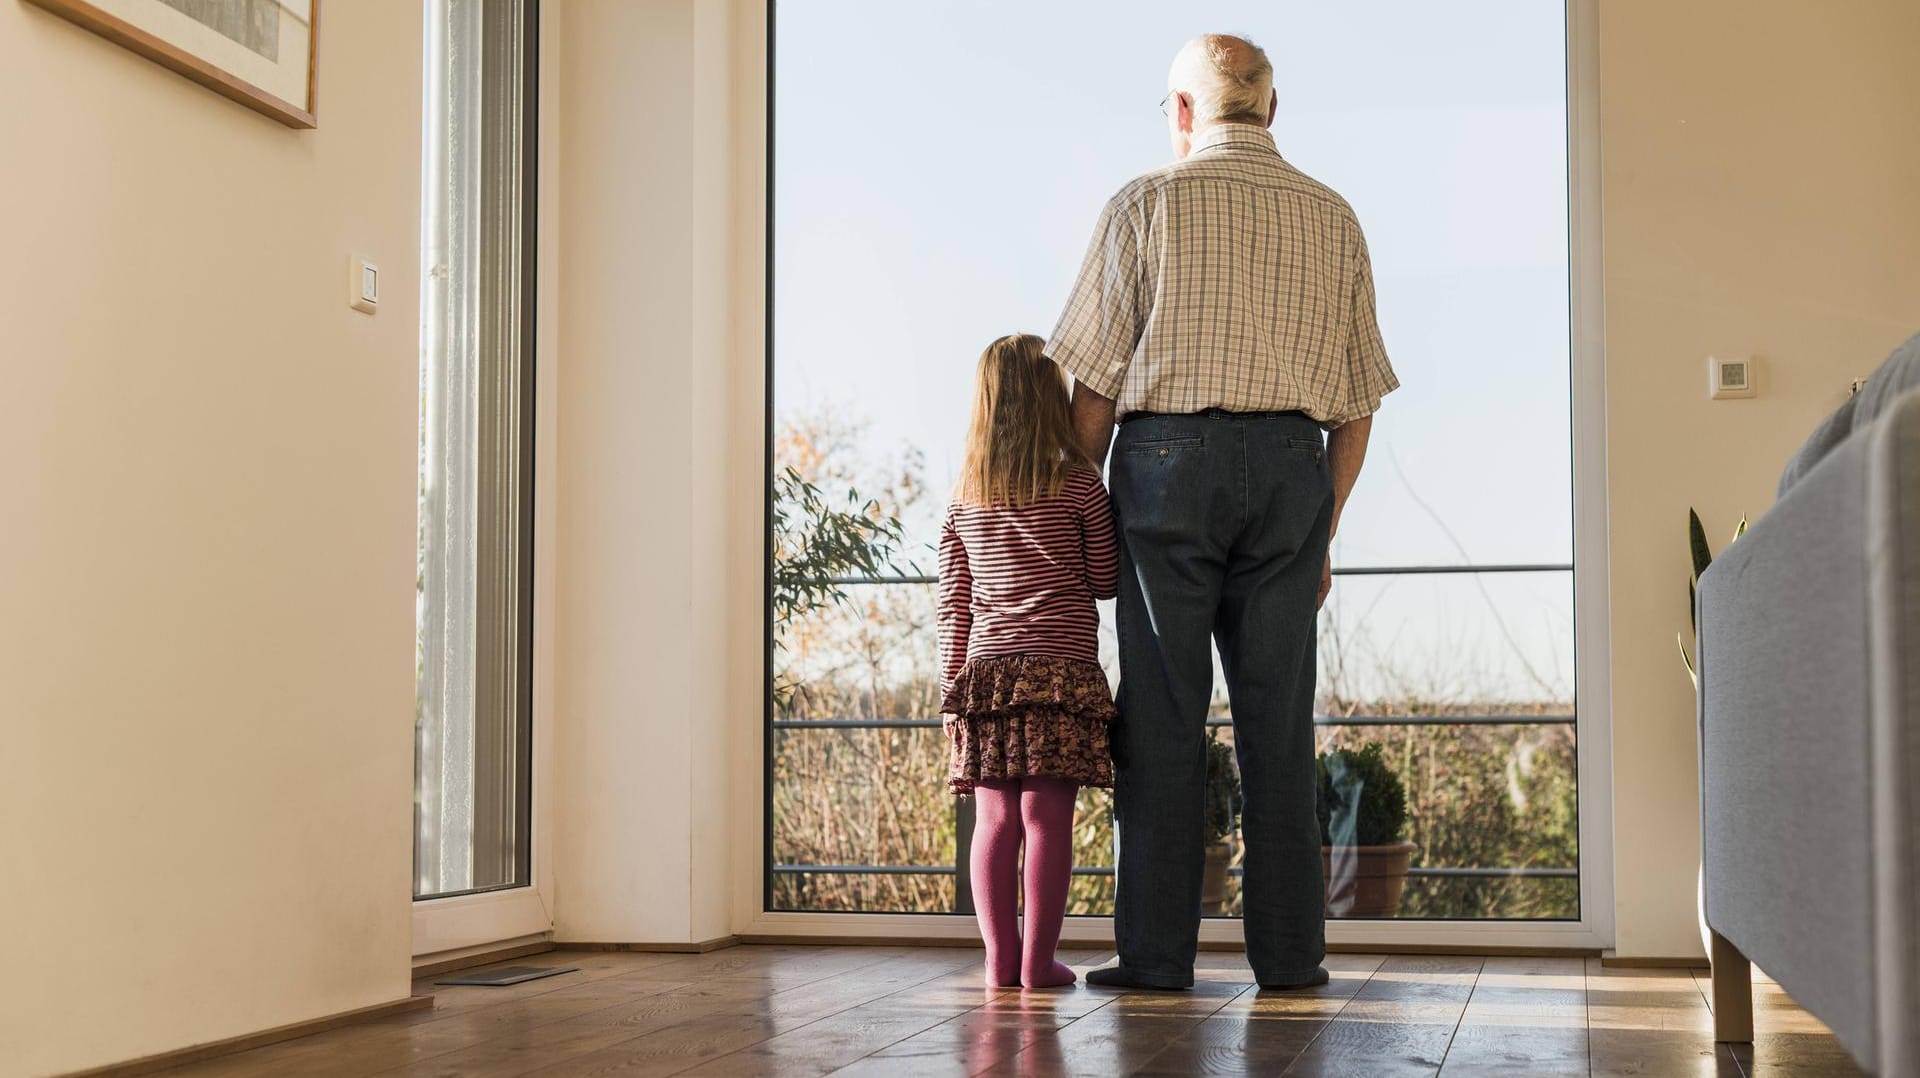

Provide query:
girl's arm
left=1077, top=474, right=1119, bottom=601
left=937, top=508, right=973, bottom=697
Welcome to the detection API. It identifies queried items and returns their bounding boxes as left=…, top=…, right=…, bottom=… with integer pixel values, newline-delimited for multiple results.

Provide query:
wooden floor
left=156, top=945, right=1865, bottom=1077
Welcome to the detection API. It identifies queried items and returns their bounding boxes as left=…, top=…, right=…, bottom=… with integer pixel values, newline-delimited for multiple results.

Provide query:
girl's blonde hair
left=957, top=334, right=1091, bottom=507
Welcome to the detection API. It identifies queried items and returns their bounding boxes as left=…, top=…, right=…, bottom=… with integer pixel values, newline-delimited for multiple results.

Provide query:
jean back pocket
left=1126, top=434, right=1204, bottom=455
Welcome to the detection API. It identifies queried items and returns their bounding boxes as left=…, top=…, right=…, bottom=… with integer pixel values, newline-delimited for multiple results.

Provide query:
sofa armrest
left=1867, top=389, right=1920, bottom=1078
left=1697, top=425, right=1874, bottom=1066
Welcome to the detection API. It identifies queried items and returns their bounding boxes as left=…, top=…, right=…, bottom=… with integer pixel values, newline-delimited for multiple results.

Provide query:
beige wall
left=549, top=0, right=744, bottom=944
left=0, top=3, right=421, bottom=1074
left=1597, top=0, right=1920, bottom=957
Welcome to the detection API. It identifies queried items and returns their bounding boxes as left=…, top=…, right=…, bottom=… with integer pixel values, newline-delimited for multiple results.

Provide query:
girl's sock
left=1019, top=778, right=1080, bottom=988
left=969, top=780, right=1024, bottom=987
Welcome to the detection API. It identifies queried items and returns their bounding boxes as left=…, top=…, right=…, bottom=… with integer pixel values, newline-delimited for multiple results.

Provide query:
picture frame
left=25, top=0, right=319, bottom=128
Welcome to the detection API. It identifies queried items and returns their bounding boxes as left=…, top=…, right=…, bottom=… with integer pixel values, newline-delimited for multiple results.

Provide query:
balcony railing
left=772, top=563, right=1579, bottom=915
left=804, top=562, right=1573, bottom=587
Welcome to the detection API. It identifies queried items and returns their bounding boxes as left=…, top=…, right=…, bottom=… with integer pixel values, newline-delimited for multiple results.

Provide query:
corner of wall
left=723, top=0, right=771, bottom=938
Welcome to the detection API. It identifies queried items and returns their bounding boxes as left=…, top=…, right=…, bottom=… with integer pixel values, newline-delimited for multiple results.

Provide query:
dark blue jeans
left=1107, top=410, right=1333, bottom=986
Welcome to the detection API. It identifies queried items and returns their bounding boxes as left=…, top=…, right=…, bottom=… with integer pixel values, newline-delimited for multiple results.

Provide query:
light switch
left=1708, top=355, right=1755, bottom=399
left=350, top=256, right=379, bottom=314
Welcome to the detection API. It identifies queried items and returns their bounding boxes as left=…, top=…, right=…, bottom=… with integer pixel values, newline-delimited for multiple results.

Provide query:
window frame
left=412, top=0, right=553, bottom=960
left=753, top=0, right=1615, bottom=952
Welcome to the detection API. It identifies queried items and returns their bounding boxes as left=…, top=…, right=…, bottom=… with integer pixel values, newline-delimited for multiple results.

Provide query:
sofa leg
left=1709, top=929, right=1754, bottom=1043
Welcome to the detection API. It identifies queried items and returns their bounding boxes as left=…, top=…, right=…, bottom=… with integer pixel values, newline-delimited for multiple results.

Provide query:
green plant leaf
left=1678, top=630, right=1696, bottom=688
left=769, top=466, right=909, bottom=709
left=1687, top=575, right=1697, bottom=636
left=1733, top=517, right=1748, bottom=542
left=1688, top=509, right=1713, bottom=581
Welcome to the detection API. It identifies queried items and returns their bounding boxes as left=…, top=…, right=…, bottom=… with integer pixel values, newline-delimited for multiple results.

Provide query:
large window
left=771, top=2, right=1579, bottom=922
left=415, top=0, right=537, bottom=901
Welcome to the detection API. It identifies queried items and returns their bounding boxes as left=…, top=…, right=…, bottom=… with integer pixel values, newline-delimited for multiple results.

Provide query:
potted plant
left=1317, top=742, right=1416, bottom=917
left=1679, top=507, right=1744, bottom=956
left=1201, top=730, right=1242, bottom=915
left=1677, top=508, right=1745, bottom=687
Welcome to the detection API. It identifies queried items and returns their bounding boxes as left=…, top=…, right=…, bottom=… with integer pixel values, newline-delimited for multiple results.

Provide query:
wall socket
left=1708, top=355, right=1756, bottom=399
left=350, top=256, right=379, bottom=315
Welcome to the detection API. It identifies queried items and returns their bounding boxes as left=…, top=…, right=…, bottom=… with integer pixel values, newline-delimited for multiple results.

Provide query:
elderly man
left=1048, top=34, right=1399, bottom=991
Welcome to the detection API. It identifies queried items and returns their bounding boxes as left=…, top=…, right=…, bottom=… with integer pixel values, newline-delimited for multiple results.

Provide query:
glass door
left=415, top=0, right=537, bottom=902
left=767, top=1, right=1585, bottom=929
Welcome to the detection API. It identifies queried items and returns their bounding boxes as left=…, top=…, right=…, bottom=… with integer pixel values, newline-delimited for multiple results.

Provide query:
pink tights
left=969, top=777, right=1079, bottom=989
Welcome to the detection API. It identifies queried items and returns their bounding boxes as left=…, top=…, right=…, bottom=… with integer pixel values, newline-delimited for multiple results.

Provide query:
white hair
left=1168, top=34, right=1274, bottom=125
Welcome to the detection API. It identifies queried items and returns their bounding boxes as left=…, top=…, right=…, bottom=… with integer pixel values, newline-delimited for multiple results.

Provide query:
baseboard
left=59, top=994, right=433, bottom=1078
left=553, top=935, right=739, bottom=954
left=413, top=939, right=557, bottom=979
left=737, top=934, right=987, bottom=948
left=1601, top=950, right=1710, bottom=969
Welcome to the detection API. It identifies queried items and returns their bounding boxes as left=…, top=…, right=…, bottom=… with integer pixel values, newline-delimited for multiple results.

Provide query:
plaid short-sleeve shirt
left=1048, top=123, right=1399, bottom=426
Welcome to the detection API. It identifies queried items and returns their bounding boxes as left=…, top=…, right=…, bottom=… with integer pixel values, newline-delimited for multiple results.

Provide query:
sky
left=773, top=1, right=1576, bottom=706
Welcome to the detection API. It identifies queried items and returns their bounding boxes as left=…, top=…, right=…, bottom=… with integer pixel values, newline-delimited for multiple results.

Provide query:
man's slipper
left=1085, top=966, right=1193, bottom=991
left=1257, top=966, right=1331, bottom=990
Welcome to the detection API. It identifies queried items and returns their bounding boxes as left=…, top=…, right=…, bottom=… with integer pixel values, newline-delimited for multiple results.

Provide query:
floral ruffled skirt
left=941, top=654, right=1115, bottom=794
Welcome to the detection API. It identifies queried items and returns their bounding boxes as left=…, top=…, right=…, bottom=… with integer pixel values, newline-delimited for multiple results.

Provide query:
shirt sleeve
left=1048, top=192, right=1147, bottom=401
left=1075, top=473, right=1119, bottom=601
left=936, top=506, right=973, bottom=697
left=1327, top=226, right=1401, bottom=427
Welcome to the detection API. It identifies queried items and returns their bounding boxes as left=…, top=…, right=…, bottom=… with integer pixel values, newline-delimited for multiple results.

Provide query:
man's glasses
left=1158, top=92, right=1173, bottom=117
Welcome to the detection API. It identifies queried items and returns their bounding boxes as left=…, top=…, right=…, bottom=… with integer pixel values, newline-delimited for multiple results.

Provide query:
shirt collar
left=1189, top=122, right=1280, bottom=156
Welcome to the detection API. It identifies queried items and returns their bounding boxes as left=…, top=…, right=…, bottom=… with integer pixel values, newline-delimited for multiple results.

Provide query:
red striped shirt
left=937, top=468, right=1119, bottom=693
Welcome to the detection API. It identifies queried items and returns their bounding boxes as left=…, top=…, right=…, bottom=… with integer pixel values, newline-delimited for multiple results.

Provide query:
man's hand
left=1317, top=553, right=1332, bottom=610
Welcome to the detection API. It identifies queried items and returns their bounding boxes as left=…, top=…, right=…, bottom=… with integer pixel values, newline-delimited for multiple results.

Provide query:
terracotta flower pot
left=1322, top=842, right=1418, bottom=918
left=1201, top=841, right=1232, bottom=915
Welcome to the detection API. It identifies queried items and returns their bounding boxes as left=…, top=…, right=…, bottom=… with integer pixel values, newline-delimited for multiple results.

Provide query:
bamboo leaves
left=1679, top=509, right=1747, bottom=688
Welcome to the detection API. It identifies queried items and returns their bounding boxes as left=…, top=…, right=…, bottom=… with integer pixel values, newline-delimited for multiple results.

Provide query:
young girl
left=939, top=333, right=1118, bottom=989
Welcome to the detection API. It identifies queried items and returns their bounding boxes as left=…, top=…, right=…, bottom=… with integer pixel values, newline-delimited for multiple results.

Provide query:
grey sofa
left=1697, top=332, right=1920, bottom=1076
